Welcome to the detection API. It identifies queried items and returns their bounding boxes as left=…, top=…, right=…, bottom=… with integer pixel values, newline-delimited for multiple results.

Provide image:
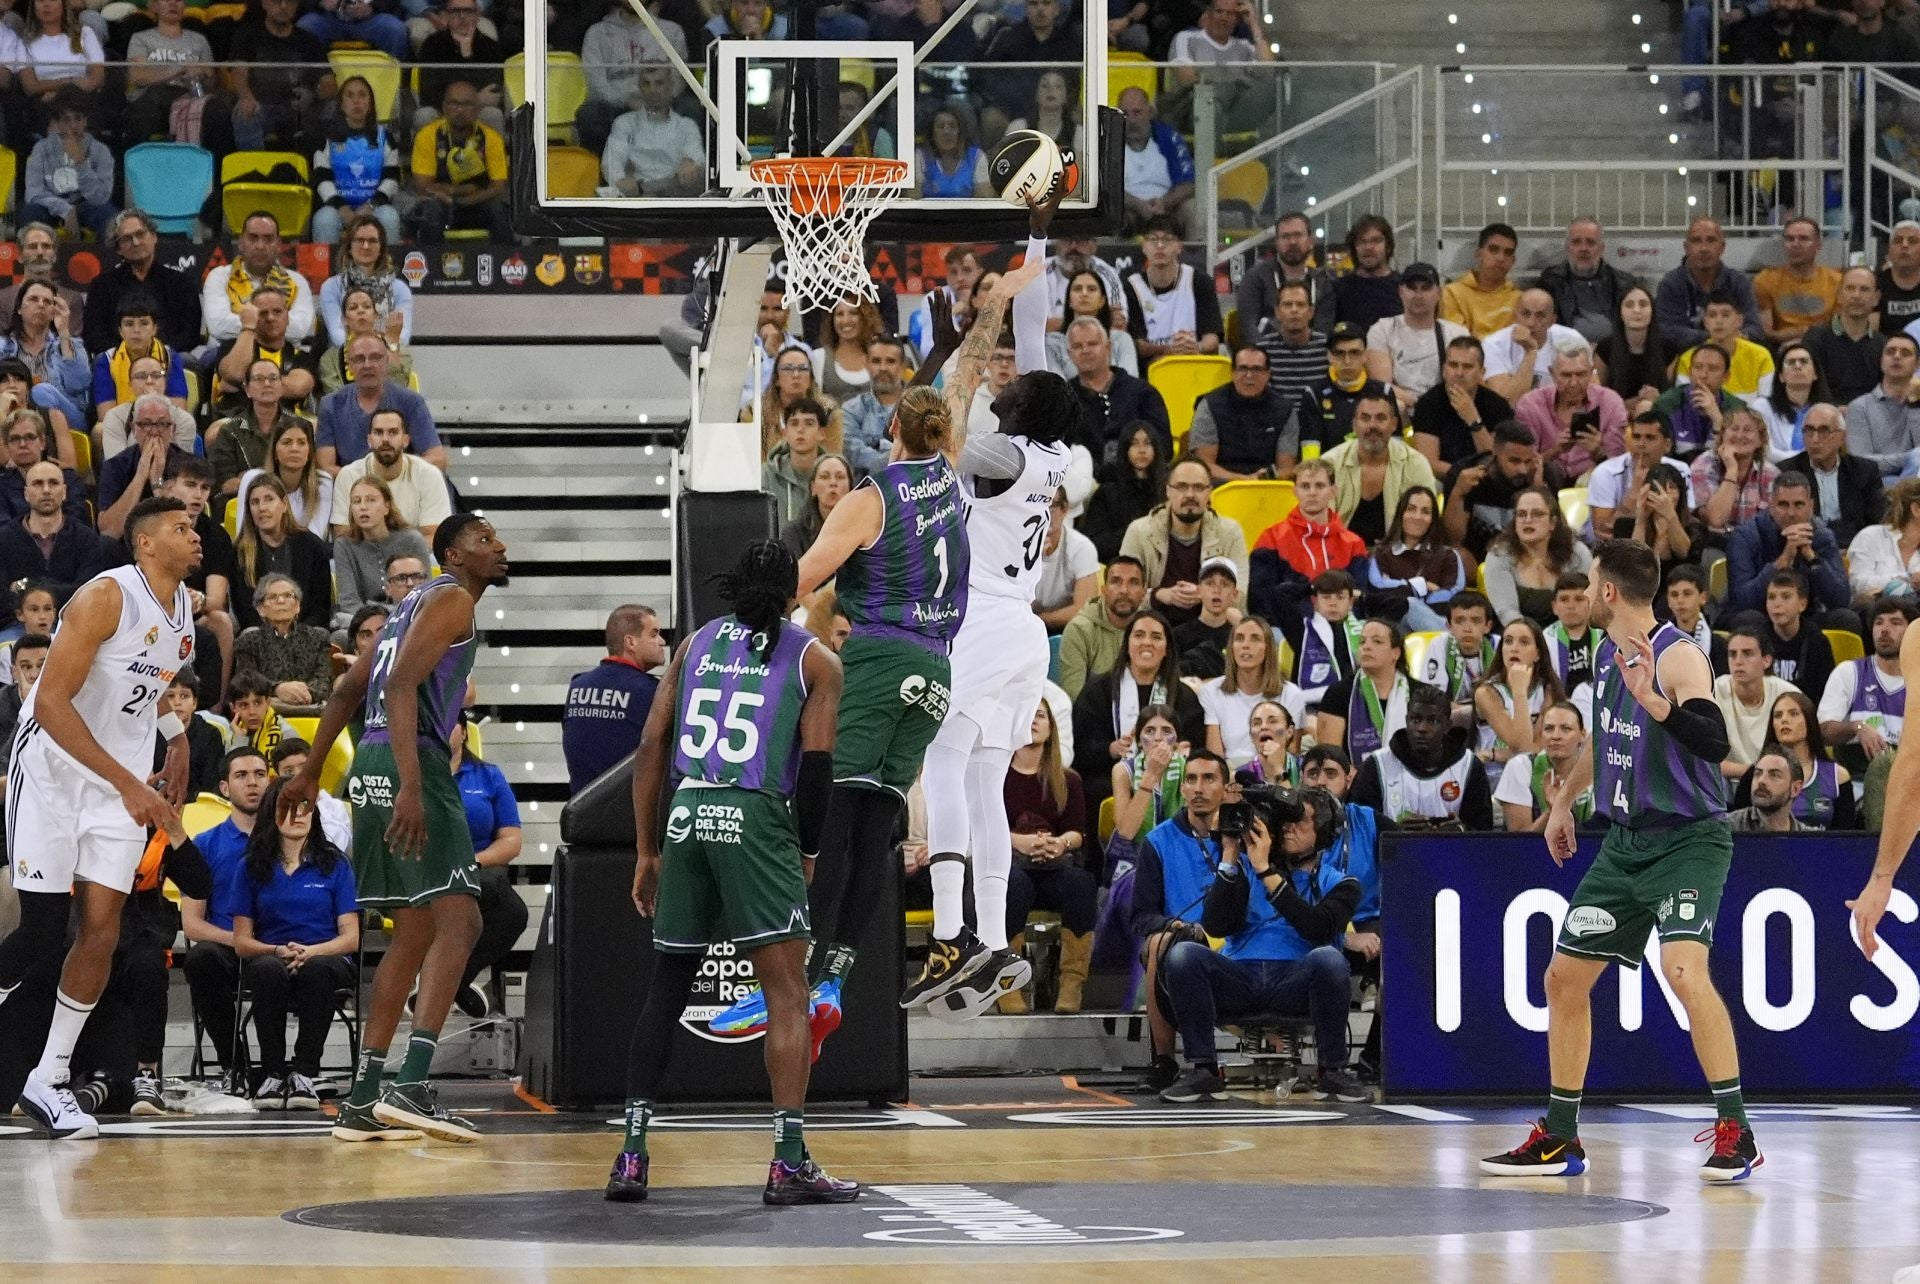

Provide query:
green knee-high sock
left=1545, top=1086, right=1583, bottom=1138
left=1710, top=1077, right=1748, bottom=1128
left=395, top=1029, right=439, bottom=1086
left=820, top=944, right=857, bottom=985
left=348, top=1046, right=386, bottom=1109
left=772, top=1109, right=805, bottom=1165
left=621, top=1098, right=653, bottom=1156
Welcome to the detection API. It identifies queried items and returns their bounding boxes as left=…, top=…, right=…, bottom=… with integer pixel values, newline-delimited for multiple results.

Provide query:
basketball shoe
left=899, top=928, right=992, bottom=1010
left=763, top=1157, right=860, bottom=1205
left=1479, top=1120, right=1588, bottom=1176
left=1696, top=1119, right=1763, bottom=1183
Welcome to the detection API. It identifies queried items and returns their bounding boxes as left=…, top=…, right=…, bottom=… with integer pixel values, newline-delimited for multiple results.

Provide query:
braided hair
left=712, top=539, right=798, bottom=660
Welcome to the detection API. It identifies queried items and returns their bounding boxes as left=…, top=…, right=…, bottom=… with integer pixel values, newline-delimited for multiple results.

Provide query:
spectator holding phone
left=1511, top=335, right=1626, bottom=485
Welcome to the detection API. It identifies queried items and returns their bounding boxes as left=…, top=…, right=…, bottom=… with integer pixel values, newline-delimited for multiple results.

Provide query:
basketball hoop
left=747, top=156, right=909, bottom=313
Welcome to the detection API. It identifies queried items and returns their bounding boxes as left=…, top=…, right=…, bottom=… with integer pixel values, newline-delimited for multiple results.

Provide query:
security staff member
left=561, top=604, right=666, bottom=793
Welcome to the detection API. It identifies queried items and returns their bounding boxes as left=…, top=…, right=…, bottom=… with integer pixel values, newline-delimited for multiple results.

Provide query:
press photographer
left=1154, top=782, right=1368, bottom=1104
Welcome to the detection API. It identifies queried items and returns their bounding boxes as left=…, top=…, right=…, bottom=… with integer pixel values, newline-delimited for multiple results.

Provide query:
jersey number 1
left=680, top=688, right=764, bottom=764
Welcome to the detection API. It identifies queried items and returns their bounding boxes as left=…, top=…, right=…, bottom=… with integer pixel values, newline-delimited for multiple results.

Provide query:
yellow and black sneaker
left=1479, top=1119, right=1588, bottom=1177
left=899, top=927, right=992, bottom=1010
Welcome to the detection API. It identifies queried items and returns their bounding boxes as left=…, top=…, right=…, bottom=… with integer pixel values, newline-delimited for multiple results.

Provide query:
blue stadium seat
left=123, top=143, right=214, bottom=236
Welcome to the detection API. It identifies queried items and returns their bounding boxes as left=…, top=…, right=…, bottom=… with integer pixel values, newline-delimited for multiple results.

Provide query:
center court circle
left=285, top=1181, right=1665, bottom=1248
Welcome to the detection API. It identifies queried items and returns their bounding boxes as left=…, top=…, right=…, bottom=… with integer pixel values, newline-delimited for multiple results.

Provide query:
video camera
left=1217, top=781, right=1342, bottom=862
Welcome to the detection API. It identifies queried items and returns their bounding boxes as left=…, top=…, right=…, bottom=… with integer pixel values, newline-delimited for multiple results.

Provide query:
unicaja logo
left=664, top=807, right=693, bottom=842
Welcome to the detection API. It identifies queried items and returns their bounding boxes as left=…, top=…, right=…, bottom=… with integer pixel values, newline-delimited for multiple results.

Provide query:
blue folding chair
left=123, top=143, right=214, bottom=235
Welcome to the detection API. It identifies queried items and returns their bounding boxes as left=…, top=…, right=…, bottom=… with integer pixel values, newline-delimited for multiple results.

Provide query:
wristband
left=156, top=712, right=186, bottom=740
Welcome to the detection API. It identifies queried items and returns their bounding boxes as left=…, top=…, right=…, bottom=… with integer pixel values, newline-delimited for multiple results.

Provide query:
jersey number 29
left=680, top=688, right=764, bottom=764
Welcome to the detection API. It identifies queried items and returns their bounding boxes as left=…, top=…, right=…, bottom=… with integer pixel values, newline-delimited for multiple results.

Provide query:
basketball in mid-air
left=989, top=129, right=1065, bottom=207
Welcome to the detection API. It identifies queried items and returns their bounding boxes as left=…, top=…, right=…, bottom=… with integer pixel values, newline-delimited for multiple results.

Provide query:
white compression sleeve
left=923, top=715, right=982, bottom=939
left=967, top=747, right=1016, bottom=951
left=1012, top=236, right=1050, bottom=375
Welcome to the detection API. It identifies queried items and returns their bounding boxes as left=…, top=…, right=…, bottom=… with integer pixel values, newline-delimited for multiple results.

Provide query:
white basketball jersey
left=962, top=436, right=1072, bottom=605
left=14, top=565, right=194, bottom=786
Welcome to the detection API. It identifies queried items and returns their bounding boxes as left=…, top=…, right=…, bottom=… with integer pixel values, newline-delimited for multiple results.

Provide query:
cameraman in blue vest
left=1155, top=774, right=1367, bottom=1104
left=1302, top=743, right=1385, bottom=1080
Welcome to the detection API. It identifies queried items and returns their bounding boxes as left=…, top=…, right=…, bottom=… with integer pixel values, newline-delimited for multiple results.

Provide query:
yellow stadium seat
left=1217, top=158, right=1269, bottom=213
left=546, top=145, right=602, bottom=198
left=1476, top=562, right=1487, bottom=592
left=328, top=49, right=403, bottom=122
left=182, top=792, right=232, bottom=838
left=0, top=145, right=15, bottom=216
left=1223, top=307, right=1239, bottom=348
left=1278, top=635, right=1295, bottom=680
left=1826, top=629, right=1865, bottom=665
left=1709, top=557, right=1727, bottom=602
left=1558, top=486, right=1589, bottom=536
left=1147, top=353, right=1232, bottom=454
left=224, top=500, right=239, bottom=537
left=1107, top=50, right=1156, bottom=107
left=221, top=150, right=312, bottom=238
left=1210, top=478, right=1296, bottom=549
left=69, top=430, right=90, bottom=479
left=505, top=52, right=588, bottom=139
left=904, top=909, right=934, bottom=928
left=839, top=57, right=875, bottom=93
left=1403, top=630, right=1444, bottom=679
left=283, top=716, right=353, bottom=793
left=1097, top=795, right=1115, bottom=847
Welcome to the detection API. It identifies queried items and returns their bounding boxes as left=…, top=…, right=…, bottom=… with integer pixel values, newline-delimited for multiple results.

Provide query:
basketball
left=989, top=129, right=1065, bottom=207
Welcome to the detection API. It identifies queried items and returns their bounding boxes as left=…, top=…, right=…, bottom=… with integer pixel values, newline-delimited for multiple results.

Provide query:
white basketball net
left=747, top=157, right=909, bottom=314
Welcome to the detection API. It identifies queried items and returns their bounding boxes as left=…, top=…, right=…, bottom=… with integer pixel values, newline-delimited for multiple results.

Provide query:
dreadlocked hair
left=711, top=539, right=798, bottom=660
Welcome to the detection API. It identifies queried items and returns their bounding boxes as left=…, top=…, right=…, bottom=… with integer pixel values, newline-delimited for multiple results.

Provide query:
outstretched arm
left=1855, top=622, right=1920, bottom=958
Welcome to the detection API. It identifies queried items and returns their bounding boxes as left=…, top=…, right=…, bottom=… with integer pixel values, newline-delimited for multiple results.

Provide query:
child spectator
left=1761, top=568, right=1836, bottom=700
left=1080, top=422, right=1165, bottom=563
left=224, top=670, right=286, bottom=754
left=1282, top=568, right=1361, bottom=707
left=1543, top=571, right=1603, bottom=692
left=1713, top=625, right=1797, bottom=779
left=1664, top=564, right=1727, bottom=672
left=1472, top=616, right=1567, bottom=781
left=1106, top=703, right=1188, bottom=865
left=762, top=398, right=826, bottom=528
left=1171, top=557, right=1240, bottom=679
left=22, top=88, right=113, bottom=244
left=91, top=295, right=187, bottom=422
left=1674, top=291, right=1776, bottom=397
left=0, top=581, right=55, bottom=655
left=1420, top=589, right=1498, bottom=723
left=160, top=668, right=227, bottom=799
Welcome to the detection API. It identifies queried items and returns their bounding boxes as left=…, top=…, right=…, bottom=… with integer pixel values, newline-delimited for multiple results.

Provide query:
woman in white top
left=810, top=297, right=882, bottom=402
left=1746, top=341, right=1827, bottom=463
left=1473, top=617, right=1566, bottom=778
left=1201, top=615, right=1305, bottom=768
left=19, top=0, right=103, bottom=116
left=1044, top=270, right=1139, bottom=378
left=1847, top=476, right=1920, bottom=605
left=238, top=418, right=333, bottom=541
left=1494, top=699, right=1593, bottom=833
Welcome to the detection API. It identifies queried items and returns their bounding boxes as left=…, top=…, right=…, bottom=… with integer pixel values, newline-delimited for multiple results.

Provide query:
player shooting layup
left=1481, top=538, right=1763, bottom=1183
left=0, top=496, right=198, bottom=1138
left=281, top=512, right=509, bottom=1145
left=1853, top=616, right=1920, bottom=960
left=903, top=198, right=1080, bottom=1020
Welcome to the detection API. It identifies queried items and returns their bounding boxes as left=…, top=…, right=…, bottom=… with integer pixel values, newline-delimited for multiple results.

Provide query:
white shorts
left=6, top=752, right=144, bottom=895
left=944, top=599, right=1049, bottom=752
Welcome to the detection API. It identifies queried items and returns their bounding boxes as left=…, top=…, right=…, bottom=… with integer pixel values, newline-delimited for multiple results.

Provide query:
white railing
left=1863, top=67, right=1920, bottom=254
left=1205, top=66, right=1424, bottom=280
left=1434, top=63, right=1852, bottom=249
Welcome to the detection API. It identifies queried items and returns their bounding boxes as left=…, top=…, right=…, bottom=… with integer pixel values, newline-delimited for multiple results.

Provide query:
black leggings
left=0, top=889, right=72, bottom=991
left=246, top=953, right=354, bottom=1078
left=459, top=866, right=529, bottom=993
left=624, top=951, right=702, bottom=1100
left=806, top=785, right=904, bottom=964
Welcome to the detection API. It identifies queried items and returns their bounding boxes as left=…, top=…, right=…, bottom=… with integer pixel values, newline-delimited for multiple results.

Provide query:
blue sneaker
left=809, top=978, right=843, bottom=1064
left=708, top=985, right=769, bottom=1036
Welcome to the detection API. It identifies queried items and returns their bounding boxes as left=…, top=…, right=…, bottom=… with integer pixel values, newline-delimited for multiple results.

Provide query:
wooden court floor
left=1, top=1085, right=1917, bottom=1283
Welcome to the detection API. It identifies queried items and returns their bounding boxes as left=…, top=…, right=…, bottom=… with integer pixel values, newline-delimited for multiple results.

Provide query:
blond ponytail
left=893, top=385, right=952, bottom=456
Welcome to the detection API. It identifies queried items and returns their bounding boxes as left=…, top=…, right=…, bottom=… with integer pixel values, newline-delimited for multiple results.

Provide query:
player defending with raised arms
left=707, top=247, right=1046, bottom=1052
left=279, top=512, right=509, bottom=1144
left=605, top=541, right=853, bottom=1206
left=0, top=495, right=197, bottom=1138
left=903, top=194, right=1083, bottom=1019
left=1853, top=619, right=1920, bottom=960
left=1482, top=537, right=1762, bottom=1183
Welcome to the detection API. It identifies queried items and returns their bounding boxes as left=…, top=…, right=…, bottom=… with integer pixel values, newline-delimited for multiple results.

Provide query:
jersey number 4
left=680, top=688, right=764, bottom=764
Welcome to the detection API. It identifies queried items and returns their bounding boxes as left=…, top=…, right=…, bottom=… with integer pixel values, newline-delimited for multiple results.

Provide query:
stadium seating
left=220, top=151, right=314, bottom=237
left=328, top=49, right=405, bottom=123
left=1210, top=478, right=1295, bottom=549
left=1147, top=353, right=1232, bottom=453
left=124, top=143, right=214, bottom=236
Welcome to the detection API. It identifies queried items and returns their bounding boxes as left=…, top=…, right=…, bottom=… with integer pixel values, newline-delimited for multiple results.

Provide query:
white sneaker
left=17, top=1071, right=99, bottom=1139
left=285, top=1073, right=321, bottom=1110
left=253, top=1075, right=288, bottom=1110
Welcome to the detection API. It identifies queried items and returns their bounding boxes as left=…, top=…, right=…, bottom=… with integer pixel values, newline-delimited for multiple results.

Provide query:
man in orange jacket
left=1248, top=458, right=1368, bottom=628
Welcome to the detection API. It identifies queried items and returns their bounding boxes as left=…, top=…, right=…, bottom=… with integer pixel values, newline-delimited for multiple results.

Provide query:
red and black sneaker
left=1479, top=1119, right=1588, bottom=1177
left=763, top=1157, right=861, bottom=1205
left=1695, top=1118, right=1763, bottom=1183
left=604, top=1149, right=649, bottom=1202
